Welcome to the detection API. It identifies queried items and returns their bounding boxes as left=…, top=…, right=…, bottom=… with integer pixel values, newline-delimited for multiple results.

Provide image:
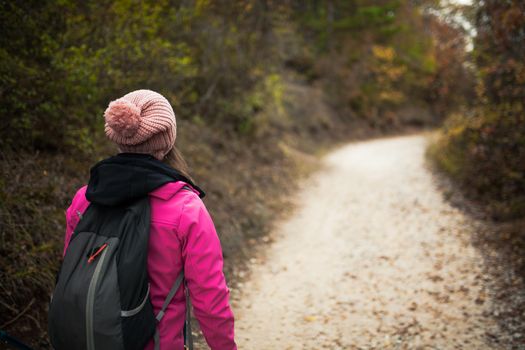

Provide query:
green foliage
left=0, top=0, right=281, bottom=153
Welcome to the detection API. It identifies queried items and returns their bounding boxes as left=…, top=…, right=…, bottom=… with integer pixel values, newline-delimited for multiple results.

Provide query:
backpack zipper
left=86, top=244, right=109, bottom=350
left=87, top=244, right=108, bottom=264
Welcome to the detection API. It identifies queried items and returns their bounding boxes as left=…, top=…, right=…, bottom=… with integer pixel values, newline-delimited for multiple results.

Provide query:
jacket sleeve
left=178, top=194, right=237, bottom=350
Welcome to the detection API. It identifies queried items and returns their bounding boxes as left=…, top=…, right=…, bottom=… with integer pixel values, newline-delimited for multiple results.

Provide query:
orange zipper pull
left=88, top=243, right=108, bottom=264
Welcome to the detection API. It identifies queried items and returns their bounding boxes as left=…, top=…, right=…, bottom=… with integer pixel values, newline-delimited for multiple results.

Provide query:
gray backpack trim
left=121, top=284, right=150, bottom=317
left=86, top=245, right=111, bottom=350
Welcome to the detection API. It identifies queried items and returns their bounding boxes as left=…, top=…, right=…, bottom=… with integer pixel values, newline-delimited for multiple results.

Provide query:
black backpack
left=48, top=153, right=202, bottom=350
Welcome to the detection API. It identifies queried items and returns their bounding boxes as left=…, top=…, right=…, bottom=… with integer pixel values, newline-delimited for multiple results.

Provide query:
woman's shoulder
left=150, top=181, right=200, bottom=201
left=149, top=181, right=206, bottom=226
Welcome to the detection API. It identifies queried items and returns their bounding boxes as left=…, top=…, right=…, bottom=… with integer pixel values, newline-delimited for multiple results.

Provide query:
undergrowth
left=428, top=113, right=525, bottom=221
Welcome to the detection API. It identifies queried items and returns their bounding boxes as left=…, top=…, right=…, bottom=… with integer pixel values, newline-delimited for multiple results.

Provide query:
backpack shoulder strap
left=155, top=272, right=184, bottom=323
left=153, top=271, right=184, bottom=350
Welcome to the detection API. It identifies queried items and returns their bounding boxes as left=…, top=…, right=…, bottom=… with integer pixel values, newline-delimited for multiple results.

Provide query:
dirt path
left=232, top=134, right=503, bottom=349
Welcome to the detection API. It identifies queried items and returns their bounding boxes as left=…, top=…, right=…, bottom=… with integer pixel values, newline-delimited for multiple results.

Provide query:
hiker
left=48, top=90, right=236, bottom=350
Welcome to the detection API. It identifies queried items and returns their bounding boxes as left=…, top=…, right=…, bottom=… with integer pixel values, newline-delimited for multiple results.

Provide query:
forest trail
left=232, top=134, right=500, bottom=349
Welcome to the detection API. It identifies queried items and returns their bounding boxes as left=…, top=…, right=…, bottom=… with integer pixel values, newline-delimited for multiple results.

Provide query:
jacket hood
left=85, top=153, right=204, bottom=206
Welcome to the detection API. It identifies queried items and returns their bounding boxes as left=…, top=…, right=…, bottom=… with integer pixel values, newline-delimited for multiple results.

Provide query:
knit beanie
left=103, top=89, right=176, bottom=160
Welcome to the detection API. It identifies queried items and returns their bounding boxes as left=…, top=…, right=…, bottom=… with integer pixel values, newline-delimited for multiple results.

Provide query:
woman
left=61, top=89, right=237, bottom=349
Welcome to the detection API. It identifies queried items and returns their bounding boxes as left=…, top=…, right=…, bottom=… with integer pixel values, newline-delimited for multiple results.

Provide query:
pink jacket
left=63, top=181, right=237, bottom=350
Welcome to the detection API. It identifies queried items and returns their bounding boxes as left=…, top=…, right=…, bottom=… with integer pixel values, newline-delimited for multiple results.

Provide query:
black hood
left=85, top=153, right=204, bottom=206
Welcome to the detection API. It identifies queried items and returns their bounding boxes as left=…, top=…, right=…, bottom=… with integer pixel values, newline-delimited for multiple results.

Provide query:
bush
left=430, top=112, right=525, bottom=220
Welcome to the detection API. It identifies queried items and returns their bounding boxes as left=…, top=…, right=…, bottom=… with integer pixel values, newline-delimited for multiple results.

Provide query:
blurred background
left=0, top=0, right=523, bottom=348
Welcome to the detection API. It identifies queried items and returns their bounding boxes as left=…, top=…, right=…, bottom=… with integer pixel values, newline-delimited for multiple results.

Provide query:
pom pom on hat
left=104, top=99, right=142, bottom=138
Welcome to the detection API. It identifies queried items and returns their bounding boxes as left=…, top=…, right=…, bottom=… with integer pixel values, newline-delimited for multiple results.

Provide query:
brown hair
left=163, top=146, right=193, bottom=181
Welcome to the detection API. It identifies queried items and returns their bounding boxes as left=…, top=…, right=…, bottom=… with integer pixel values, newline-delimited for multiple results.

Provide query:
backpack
left=48, top=194, right=193, bottom=350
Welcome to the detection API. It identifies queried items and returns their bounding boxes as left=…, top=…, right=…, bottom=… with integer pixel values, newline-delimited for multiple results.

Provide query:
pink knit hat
left=104, top=89, right=176, bottom=160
